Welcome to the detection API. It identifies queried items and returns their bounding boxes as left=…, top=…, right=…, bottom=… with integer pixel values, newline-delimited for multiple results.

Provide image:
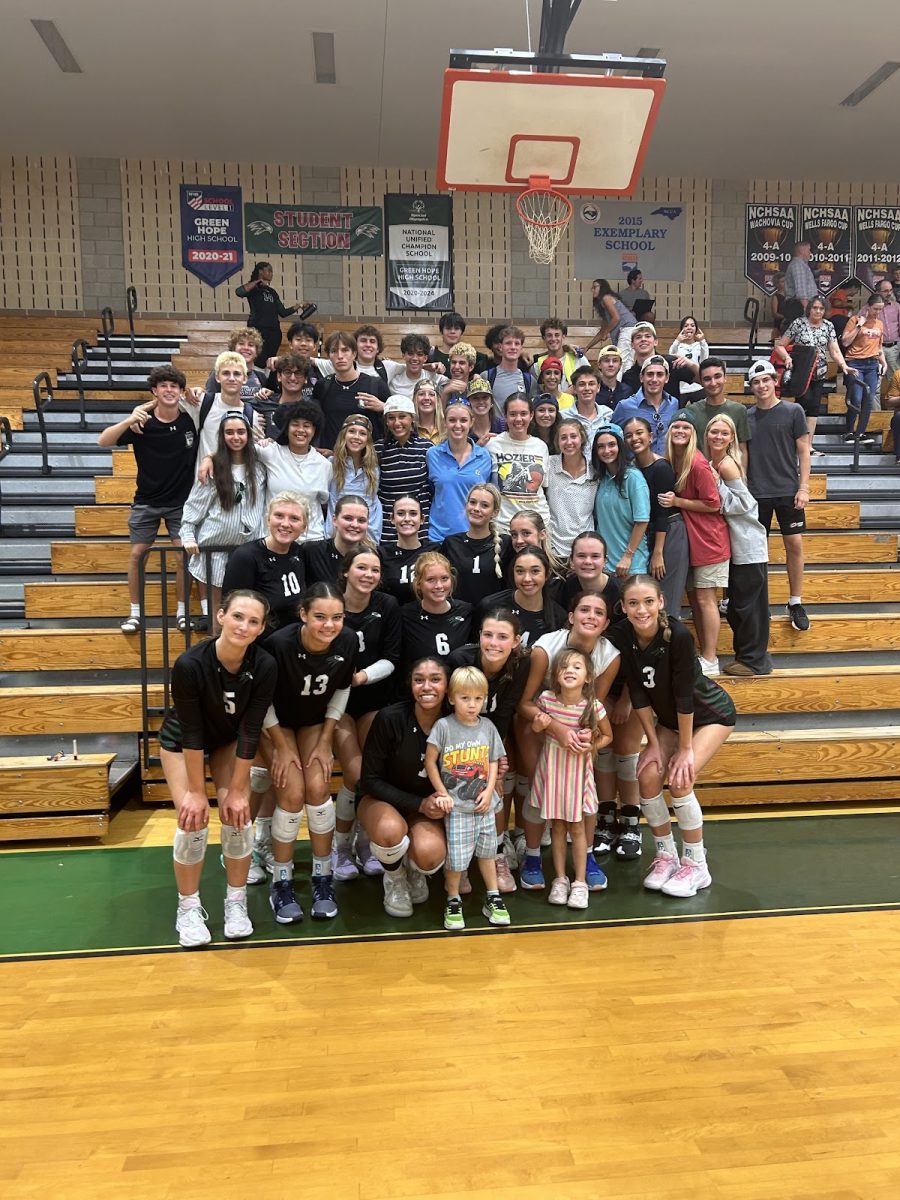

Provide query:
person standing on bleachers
left=783, top=242, right=818, bottom=327
left=682, top=357, right=751, bottom=459
left=98, top=365, right=199, bottom=634
left=234, top=262, right=305, bottom=366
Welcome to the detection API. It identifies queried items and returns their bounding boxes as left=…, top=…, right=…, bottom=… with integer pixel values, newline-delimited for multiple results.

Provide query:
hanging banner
left=180, top=184, right=243, bottom=287
left=799, top=205, right=853, bottom=296
left=852, top=206, right=900, bottom=291
left=573, top=201, right=686, bottom=282
left=384, top=194, right=454, bottom=310
left=244, top=203, right=383, bottom=256
left=744, top=204, right=799, bottom=294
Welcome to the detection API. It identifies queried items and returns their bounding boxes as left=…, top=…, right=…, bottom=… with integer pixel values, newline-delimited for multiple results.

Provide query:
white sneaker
left=661, top=858, right=713, bottom=898
left=246, top=843, right=272, bottom=885
left=699, top=656, right=720, bottom=678
left=176, top=903, right=211, bottom=948
left=643, top=852, right=680, bottom=892
left=567, top=880, right=589, bottom=910
left=223, top=896, right=253, bottom=939
left=406, top=859, right=429, bottom=905
left=548, top=875, right=570, bottom=905
left=382, top=868, right=413, bottom=918
left=503, top=831, right=520, bottom=871
left=541, top=821, right=553, bottom=847
left=495, top=853, right=517, bottom=893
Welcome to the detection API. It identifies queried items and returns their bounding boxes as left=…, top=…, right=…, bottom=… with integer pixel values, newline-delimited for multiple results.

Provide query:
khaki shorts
left=689, top=560, right=730, bottom=590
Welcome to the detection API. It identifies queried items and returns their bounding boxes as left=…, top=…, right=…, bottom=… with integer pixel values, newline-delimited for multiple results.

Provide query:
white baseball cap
left=383, top=395, right=416, bottom=415
left=747, top=359, right=777, bottom=380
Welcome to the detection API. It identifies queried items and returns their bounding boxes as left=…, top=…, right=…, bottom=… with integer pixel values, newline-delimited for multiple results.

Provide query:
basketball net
left=515, top=176, right=573, bottom=265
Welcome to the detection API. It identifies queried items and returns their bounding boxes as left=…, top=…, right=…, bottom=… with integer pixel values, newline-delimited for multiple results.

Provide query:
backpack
left=769, top=344, right=817, bottom=399
left=197, top=392, right=255, bottom=431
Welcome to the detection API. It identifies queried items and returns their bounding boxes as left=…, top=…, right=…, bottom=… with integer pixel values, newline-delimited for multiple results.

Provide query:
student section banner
left=244, top=204, right=383, bottom=256
left=799, top=205, right=853, bottom=296
left=180, top=184, right=243, bottom=287
left=573, top=202, right=686, bottom=282
left=744, top=204, right=799, bottom=295
left=384, top=194, right=453, bottom=310
left=852, top=206, right=900, bottom=290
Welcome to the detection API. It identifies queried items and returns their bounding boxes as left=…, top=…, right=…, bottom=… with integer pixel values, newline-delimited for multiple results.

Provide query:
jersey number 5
left=223, top=690, right=236, bottom=715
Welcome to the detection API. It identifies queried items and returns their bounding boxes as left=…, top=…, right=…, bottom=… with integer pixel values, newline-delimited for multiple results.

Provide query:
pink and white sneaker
left=642, top=852, right=680, bottom=892
left=661, top=858, right=712, bottom=898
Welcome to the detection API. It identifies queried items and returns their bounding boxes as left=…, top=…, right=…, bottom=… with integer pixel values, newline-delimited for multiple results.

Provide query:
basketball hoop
left=516, top=177, right=573, bottom=265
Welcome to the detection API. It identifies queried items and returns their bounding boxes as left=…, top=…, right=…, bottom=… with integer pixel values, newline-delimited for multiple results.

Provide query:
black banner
left=799, top=205, right=853, bottom=296
left=852, top=206, right=900, bottom=291
left=385, top=194, right=453, bottom=311
left=744, top=204, right=799, bottom=295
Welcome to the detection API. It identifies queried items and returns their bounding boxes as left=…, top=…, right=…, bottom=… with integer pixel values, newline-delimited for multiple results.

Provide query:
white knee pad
left=173, top=826, right=208, bottom=865
left=503, top=771, right=515, bottom=797
left=521, top=797, right=542, bottom=825
left=220, top=822, right=254, bottom=860
left=418, top=858, right=445, bottom=876
left=335, top=785, right=356, bottom=823
left=271, top=806, right=302, bottom=844
left=672, top=791, right=703, bottom=832
left=615, top=753, right=639, bottom=782
left=595, top=749, right=616, bottom=774
left=305, top=798, right=336, bottom=835
left=371, top=835, right=410, bottom=866
left=250, top=766, right=271, bottom=794
left=640, top=792, right=670, bottom=828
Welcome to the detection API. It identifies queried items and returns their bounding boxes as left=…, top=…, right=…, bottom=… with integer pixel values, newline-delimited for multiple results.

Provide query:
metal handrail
left=70, top=338, right=91, bottom=430
left=0, top=416, right=12, bottom=535
left=138, top=545, right=192, bottom=771
left=126, top=285, right=138, bottom=356
left=99, top=306, right=115, bottom=384
left=743, top=297, right=760, bottom=368
left=31, top=372, right=54, bottom=477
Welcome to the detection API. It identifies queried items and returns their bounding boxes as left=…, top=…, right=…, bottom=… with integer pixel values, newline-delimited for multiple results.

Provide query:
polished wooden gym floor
left=4, top=809, right=900, bottom=1199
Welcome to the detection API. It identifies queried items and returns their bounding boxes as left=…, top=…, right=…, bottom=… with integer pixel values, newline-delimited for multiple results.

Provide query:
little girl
left=531, top=648, right=613, bottom=910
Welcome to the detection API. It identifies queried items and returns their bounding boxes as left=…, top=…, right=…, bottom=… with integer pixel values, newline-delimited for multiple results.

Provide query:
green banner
left=244, top=203, right=383, bottom=256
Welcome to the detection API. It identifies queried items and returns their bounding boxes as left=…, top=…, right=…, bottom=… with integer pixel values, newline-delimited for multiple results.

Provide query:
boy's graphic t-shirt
left=427, top=714, right=504, bottom=813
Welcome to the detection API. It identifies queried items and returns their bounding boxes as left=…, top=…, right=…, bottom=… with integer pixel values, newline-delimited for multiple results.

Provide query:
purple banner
left=180, top=184, right=243, bottom=287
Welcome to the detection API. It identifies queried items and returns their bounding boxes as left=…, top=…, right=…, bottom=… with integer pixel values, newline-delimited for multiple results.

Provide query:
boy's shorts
left=128, top=504, right=184, bottom=544
left=444, top=807, right=496, bottom=872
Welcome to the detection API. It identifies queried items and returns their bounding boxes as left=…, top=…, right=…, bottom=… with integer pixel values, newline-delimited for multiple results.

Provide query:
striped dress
left=531, top=690, right=604, bottom=822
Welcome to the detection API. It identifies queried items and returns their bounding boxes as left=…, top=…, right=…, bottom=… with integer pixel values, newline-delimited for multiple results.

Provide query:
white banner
left=573, top=201, right=686, bottom=282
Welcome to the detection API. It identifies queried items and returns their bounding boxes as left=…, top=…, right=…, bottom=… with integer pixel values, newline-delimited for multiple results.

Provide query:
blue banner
left=180, top=184, right=243, bottom=287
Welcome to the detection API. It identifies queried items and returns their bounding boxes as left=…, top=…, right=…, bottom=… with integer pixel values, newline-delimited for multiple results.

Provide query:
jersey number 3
left=642, top=666, right=656, bottom=689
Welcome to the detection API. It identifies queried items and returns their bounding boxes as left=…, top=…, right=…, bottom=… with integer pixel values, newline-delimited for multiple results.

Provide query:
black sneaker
left=310, top=874, right=338, bottom=919
left=269, top=879, right=303, bottom=924
left=615, top=805, right=643, bottom=860
left=841, top=433, right=857, bottom=443
left=856, top=432, right=875, bottom=445
left=593, top=803, right=619, bottom=856
left=787, top=602, right=810, bottom=632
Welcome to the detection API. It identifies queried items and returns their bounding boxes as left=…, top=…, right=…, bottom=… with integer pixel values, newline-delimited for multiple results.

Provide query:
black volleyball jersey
left=615, top=617, right=737, bottom=730
left=380, top=540, right=439, bottom=606
left=399, top=599, right=473, bottom=670
left=440, top=531, right=510, bottom=605
left=447, top=643, right=532, bottom=740
left=222, top=539, right=306, bottom=633
left=303, top=537, right=348, bottom=585
left=475, top=588, right=567, bottom=648
left=266, top=624, right=357, bottom=729
left=164, top=638, right=277, bottom=759
left=561, top=571, right=621, bottom=616
left=343, top=591, right=402, bottom=714
left=359, top=701, right=436, bottom=817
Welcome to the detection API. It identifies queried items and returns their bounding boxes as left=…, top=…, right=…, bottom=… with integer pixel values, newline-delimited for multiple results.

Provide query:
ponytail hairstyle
left=411, top=551, right=456, bottom=602
left=509, top=545, right=557, bottom=631
left=212, top=413, right=260, bottom=510
left=219, top=587, right=270, bottom=622
left=508, top=510, right=566, bottom=579
left=478, top=607, right=526, bottom=696
left=622, top=573, right=671, bottom=643
left=297, top=580, right=345, bottom=630
left=336, top=545, right=383, bottom=595
left=466, top=482, right=504, bottom=580
left=549, top=647, right=598, bottom=733
left=665, top=419, right=700, bottom=493
left=249, top=261, right=271, bottom=282
left=332, top=413, right=378, bottom=499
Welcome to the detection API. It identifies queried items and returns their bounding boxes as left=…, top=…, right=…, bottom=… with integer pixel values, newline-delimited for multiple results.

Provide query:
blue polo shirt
left=425, top=439, right=493, bottom=542
left=611, top=390, right=679, bottom=455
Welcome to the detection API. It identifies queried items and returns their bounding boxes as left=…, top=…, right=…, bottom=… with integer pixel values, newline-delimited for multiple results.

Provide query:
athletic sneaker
left=593, top=805, right=619, bottom=856
left=787, top=602, right=810, bottom=632
left=382, top=868, right=413, bottom=918
left=503, top=830, right=520, bottom=871
left=246, top=843, right=272, bottom=885
left=643, top=853, right=680, bottom=892
left=541, top=821, right=552, bottom=847
left=615, top=806, right=643, bottom=860
left=310, top=874, right=338, bottom=920
left=661, top=858, right=713, bottom=898
left=223, top=896, right=253, bottom=940
left=567, top=880, right=589, bottom=910
left=269, top=879, right=303, bottom=924
left=857, top=432, right=876, bottom=444
left=548, top=875, right=570, bottom=905
left=520, top=857, right=546, bottom=890
left=331, top=844, right=360, bottom=882
left=841, top=432, right=858, bottom=443
left=718, top=597, right=729, bottom=615
left=406, top=860, right=429, bottom=905
left=354, top=831, right=383, bottom=877
left=459, top=869, right=472, bottom=895
left=482, top=895, right=511, bottom=926
left=176, top=903, right=211, bottom=948
left=585, top=854, right=608, bottom=892
left=443, top=897, right=465, bottom=931
left=495, top=853, right=517, bottom=893
left=699, top=655, right=720, bottom=678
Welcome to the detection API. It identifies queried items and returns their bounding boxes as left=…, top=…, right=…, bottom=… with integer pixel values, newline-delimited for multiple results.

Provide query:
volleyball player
left=476, top=545, right=567, bottom=647
left=380, top=496, right=438, bottom=605
left=303, top=494, right=373, bottom=585
left=221, top=492, right=308, bottom=636
left=440, top=483, right=509, bottom=606
left=399, top=552, right=474, bottom=673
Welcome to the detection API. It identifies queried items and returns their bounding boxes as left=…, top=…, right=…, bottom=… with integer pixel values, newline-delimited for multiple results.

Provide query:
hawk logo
left=357, top=223, right=381, bottom=240
left=186, top=191, right=205, bottom=210
left=248, top=220, right=274, bottom=236
left=651, top=207, right=682, bottom=221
